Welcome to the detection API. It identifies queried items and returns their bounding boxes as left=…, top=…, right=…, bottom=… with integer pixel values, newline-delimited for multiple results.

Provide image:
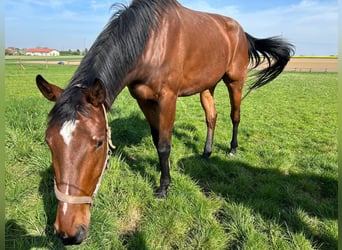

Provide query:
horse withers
left=37, top=0, right=294, bottom=245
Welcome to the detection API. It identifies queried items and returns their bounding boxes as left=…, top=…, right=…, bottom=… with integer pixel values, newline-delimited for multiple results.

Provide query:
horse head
left=36, top=75, right=113, bottom=245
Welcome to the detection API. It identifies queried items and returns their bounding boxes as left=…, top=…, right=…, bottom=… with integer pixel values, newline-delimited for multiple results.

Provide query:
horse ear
left=87, top=79, right=106, bottom=107
left=36, top=75, right=64, bottom=102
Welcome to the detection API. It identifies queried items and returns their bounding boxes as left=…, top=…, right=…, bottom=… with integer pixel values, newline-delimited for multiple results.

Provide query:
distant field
left=5, top=55, right=339, bottom=72
left=5, top=64, right=337, bottom=249
left=285, top=58, right=338, bottom=72
left=5, top=55, right=84, bottom=61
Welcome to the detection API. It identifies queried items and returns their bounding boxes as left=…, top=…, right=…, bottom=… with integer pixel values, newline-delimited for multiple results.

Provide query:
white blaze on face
left=62, top=182, right=70, bottom=215
left=59, top=120, right=78, bottom=215
left=59, top=120, right=79, bottom=145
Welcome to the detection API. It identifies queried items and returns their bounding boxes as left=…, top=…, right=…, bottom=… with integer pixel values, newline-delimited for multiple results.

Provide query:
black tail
left=244, top=32, right=295, bottom=97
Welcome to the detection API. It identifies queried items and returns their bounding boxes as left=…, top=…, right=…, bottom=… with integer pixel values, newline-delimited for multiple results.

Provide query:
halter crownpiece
left=54, top=104, right=115, bottom=205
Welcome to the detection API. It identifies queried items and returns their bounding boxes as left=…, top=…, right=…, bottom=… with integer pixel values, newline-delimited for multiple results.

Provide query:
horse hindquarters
left=223, top=32, right=293, bottom=155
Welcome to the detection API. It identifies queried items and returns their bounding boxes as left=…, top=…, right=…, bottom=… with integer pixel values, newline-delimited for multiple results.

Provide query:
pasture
left=5, top=63, right=337, bottom=249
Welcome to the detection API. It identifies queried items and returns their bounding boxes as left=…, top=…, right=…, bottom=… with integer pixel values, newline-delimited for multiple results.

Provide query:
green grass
left=5, top=64, right=337, bottom=249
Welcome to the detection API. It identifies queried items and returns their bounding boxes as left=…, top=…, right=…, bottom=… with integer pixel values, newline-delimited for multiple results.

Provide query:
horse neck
left=69, top=60, right=127, bottom=109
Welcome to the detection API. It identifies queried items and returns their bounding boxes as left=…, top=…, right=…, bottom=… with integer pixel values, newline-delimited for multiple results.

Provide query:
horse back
left=126, top=4, right=249, bottom=99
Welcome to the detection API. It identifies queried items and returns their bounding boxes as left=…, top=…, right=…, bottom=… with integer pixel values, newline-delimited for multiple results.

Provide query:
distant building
left=5, top=47, right=18, bottom=55
left=25, top=48, right=60, bottom=56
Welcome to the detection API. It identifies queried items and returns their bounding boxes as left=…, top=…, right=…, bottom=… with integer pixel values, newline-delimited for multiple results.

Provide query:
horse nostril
left=56, top=231, right=71, bottom=245
left=74, top=225, right=87, bottom=244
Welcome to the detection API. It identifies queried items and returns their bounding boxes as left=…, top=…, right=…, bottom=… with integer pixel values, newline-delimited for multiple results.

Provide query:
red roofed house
left=25, top=48, right=60, bottom=56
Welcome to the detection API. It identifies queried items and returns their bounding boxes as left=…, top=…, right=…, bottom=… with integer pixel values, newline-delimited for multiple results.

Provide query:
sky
left=5, top=0, right=338, bottom=56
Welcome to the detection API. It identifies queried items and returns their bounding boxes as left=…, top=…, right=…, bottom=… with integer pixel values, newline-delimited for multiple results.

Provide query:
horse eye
left=96, top=140, right=104, bottom=148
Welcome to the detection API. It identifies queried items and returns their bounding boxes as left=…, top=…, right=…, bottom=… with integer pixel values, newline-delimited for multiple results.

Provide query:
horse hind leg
left=200, top=89, right=217, bottom=159
left=223, top=74, right=245, bottom=156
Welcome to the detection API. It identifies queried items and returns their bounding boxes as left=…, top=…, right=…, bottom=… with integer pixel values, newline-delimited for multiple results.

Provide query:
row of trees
left=59, top=48, right=88, bottom=56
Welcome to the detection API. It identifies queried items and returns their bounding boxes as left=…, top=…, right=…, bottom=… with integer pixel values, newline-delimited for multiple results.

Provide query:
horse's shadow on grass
left=28, top=112, right=336, bottom=248
left=178, top=155, right=338, bottom=249
left=5, top=220, right=43, bottom=250
left=5, top=167, right=65, bottom=249
left=5, top=219, right=66, bottom=250
left=109, top=111, right=150, bottom=149
left=39, top=166, right=67, bottom=248
left=108, top=112, right=337, bottom=248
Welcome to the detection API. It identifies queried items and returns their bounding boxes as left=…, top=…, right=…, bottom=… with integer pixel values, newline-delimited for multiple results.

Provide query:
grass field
left=5, top=64, right=337, bottom=249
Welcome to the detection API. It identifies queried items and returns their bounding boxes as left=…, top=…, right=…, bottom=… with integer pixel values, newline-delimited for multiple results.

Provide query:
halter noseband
left=54, top=104, right=115, bottom=205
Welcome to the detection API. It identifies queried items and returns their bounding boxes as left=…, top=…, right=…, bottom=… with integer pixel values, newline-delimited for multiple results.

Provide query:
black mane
left=49, top=0, right=178, bottom=126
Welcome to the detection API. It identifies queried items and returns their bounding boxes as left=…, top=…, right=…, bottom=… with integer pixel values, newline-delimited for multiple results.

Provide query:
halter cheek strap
left=54, top=104, right=115, bottom=205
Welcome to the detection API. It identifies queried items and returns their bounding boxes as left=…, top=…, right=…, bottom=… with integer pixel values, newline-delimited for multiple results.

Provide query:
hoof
left=155, top=187, right=168, bottom=199
left=227, top=148, right=237, bottom=156
left=201, top=152, right=211, bottom=160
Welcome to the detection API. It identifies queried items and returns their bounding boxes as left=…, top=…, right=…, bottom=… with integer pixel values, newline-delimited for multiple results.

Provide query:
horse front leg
left=156, top=138, right=172, bottom=198
left=136, top=95, right=177, bottom=198
left=200, top=89, right=217, bottom=159
left=155, top=95, right=177, bottom=198
left=148, top=122, right=172, bottom=198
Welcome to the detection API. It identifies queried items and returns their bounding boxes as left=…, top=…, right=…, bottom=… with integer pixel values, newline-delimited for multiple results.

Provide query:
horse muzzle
left=54, top=224, right=88, bottom=245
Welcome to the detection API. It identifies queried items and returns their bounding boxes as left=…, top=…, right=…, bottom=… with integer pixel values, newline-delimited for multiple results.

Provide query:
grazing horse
left=36, top=0, right=294, bottom=245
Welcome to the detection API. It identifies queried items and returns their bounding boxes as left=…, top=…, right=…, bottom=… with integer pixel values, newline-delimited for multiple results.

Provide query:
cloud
left=182, top=0, right=338, bottom=55
left=5, top=0, right=114, bottom=49
left=181, top=0, right=240, bottom=16
left=5, top=0, right=338, bottom=55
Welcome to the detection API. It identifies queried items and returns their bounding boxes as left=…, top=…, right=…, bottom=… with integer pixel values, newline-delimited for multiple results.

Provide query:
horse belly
left=178, top=62, right=226, bottom=96
left=178, top=78, right=220, bottom=97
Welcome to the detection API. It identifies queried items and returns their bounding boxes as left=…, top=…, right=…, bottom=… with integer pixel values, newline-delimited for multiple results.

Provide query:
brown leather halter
left=54, top=104, right=115, bottom=205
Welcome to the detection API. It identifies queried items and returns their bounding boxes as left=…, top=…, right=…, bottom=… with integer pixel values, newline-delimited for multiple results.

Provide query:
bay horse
left=36, top=0, right=294, bottom=245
